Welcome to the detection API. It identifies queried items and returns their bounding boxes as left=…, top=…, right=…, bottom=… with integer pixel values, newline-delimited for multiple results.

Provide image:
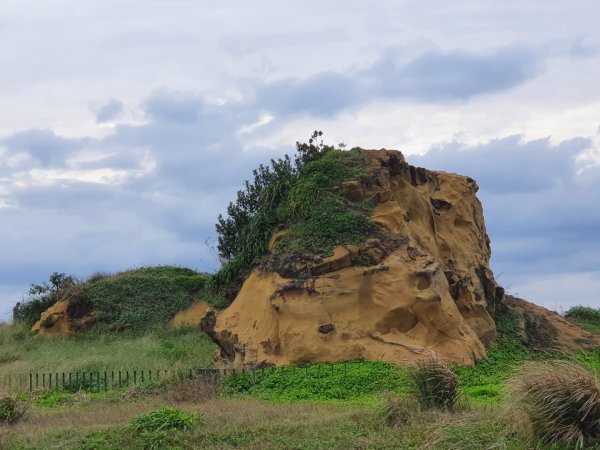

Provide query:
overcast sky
left=1, top=1, right=599, bottom=320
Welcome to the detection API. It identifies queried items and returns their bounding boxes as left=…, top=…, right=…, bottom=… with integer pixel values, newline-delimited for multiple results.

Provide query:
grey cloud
left=143, top=92, right=203, bottom=124
left=413, top=135, right=590, bottom=194
left=253, top=46, right=544, bottom=118
left=256, top=72, right=361, bottom=118
left=410, top=135, right=600, bottom=284
left=1, top=129, right=88, bottom=166
left=570, top=36, right=599, bottom=58
left=95, top=99, right=124, bottom=123
left=366, top=47, right=541, bottom=101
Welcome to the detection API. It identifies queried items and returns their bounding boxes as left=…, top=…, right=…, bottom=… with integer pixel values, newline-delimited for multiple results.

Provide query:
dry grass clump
left=160, top=377, right=220, bottom=403
left=411, top=357, right=459, bottom=411
left=507, top=360, right=600, bottom=448
left=378, top=394, right=420, bottom=427
left=0, top=394, right=29, bottom=425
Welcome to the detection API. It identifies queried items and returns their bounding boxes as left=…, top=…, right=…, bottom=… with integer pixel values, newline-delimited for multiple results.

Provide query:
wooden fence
left=0, top=363, right=363, bottom=393
left=0, top=368, right=221, bottom=393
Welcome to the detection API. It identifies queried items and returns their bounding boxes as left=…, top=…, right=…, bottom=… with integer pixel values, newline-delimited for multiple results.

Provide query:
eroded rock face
left=503, top=295, right=599, bottom=350
left=211, top=149, right=505, bottom=367
left=32, top=300, right=97, bottom=336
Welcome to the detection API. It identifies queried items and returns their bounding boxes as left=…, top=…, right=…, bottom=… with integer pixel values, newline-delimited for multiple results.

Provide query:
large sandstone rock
left=207, top=149, right=509, bottom=367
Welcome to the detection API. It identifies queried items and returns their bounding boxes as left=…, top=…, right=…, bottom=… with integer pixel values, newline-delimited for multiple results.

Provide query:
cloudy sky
left=1, top=1, right=599, bottom=319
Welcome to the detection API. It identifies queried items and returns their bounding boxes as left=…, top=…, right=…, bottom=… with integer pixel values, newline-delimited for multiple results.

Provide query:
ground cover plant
left=222, top=360, right=411, bottom=402
left=565, top=305, right=600, bottom=335
left=128, top=406, right=202, bottom=432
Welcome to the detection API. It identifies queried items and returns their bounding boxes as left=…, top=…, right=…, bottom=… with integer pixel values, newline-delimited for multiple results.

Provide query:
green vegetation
left=0, top=394, right=28, bottom=425
left=13, top=272, right=78, bottom=327
left=0, top=324, right=215, bottom=381
left=85, top=266, right=209, bottom=331
left=211, top=131, right=379, bottom=303
left=565, top=305, right=600, bottom=334
left=128, top=406, right=202, bottom=432
left=223, top=360, right=410, bottom=402
left=0, top=325, right=598, bottom=449
left=11, top=266, right=209, bottom=332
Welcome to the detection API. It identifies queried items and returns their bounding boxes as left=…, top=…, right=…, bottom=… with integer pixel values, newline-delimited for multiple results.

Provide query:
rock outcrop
left=32, top=300, right=97, bottom=336
left=208, top=150, right=504, bottom=366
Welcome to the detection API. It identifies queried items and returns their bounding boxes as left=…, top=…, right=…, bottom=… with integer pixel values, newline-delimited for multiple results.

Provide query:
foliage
left=222, top=360, right=410, bottom=402
left=210, top=132, right=377, bottom=303
left=0, top=395, right=29, bottom=425
left=33, top=390, right=72, bottom=407
left=565, top=305, right=600, bottom=322
left=12, top=266, right=210, bottom=332
left=276, top=199, right=377, bottom=256
left=565, top=306, right=600, bottom=335
left=13, top=272, right=77, bottom=326
left=507, top=360, right=600, bottom=448
left=454, top=313, right=538, bottom=403
left=128, top=406, right=202, bottom=432
left=410, top=357, right=459, bottom=411
left=89, top=266, right=209, bottom=331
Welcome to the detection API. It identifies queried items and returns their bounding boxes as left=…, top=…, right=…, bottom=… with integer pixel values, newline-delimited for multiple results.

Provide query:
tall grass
left=507, top=360, right=600, bottom=448
left=411, top=357, right=459, bottom=411
left=0, top=325, right=216, bottom=381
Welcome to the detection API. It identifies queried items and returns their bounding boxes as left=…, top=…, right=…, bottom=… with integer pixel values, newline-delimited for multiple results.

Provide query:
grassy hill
left=13, top=266, right=210, bottom=332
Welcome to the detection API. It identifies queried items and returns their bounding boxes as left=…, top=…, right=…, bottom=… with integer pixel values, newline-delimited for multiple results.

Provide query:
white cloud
left=1, top=1, right=600, bottom=318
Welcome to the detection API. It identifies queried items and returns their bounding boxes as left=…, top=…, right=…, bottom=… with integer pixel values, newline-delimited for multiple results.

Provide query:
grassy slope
left=14, top=266, right=210, bottom=332
left=1, top=385, right=596, bottom=449
left=0, top=325, right=216, bottom=382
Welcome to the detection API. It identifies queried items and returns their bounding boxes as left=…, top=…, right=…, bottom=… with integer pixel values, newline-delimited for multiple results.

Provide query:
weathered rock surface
left=209, top=150, right=503, bottom=367
left=31, top=148, right=598, bottom=363
left=32, top=300, right=97, bottom=336
left=171, top=300, right=211, bottom=328
left=208, top=149, right=598, bottom=367
left=502, top=295, right=600, bottom=350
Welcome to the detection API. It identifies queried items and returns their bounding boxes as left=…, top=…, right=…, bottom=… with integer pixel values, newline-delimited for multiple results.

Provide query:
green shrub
left=128, top=406, right=202, bottom=432
left=211, top=132, right=378, bottom=304
left=0, top=395, right=29, bottom=424
left=411, top=357, right=459, bottom=411
left=13, top=272, right=77, bottom=326
left=565, top=306, right=600, bottom=322
left=507, top=360, right=600, bottom=448
left=12, top=266, right=210, bottom=332
left=87, top=266, right=209, bottom=331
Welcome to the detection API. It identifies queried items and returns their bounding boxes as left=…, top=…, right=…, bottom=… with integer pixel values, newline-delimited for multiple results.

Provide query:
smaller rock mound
left=503, top=295, right=600, bottom=350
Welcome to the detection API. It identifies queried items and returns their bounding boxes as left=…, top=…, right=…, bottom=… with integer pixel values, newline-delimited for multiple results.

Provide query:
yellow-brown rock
left=171, top=301, right=210, bottom=328
left=32, top=300, right=97, bottom=336
left=209, top=149, right=507, bottom=367
left=503, top=295, right=600, bottom=350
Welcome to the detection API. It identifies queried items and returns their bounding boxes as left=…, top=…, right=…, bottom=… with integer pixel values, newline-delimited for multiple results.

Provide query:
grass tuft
left=507, top=360, right=600, bottom=448
left=127, top=406, right=202, bottom=432
left=0, top=394, right=29, bottom=424
left=411, top=357, right=459, bottom=411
